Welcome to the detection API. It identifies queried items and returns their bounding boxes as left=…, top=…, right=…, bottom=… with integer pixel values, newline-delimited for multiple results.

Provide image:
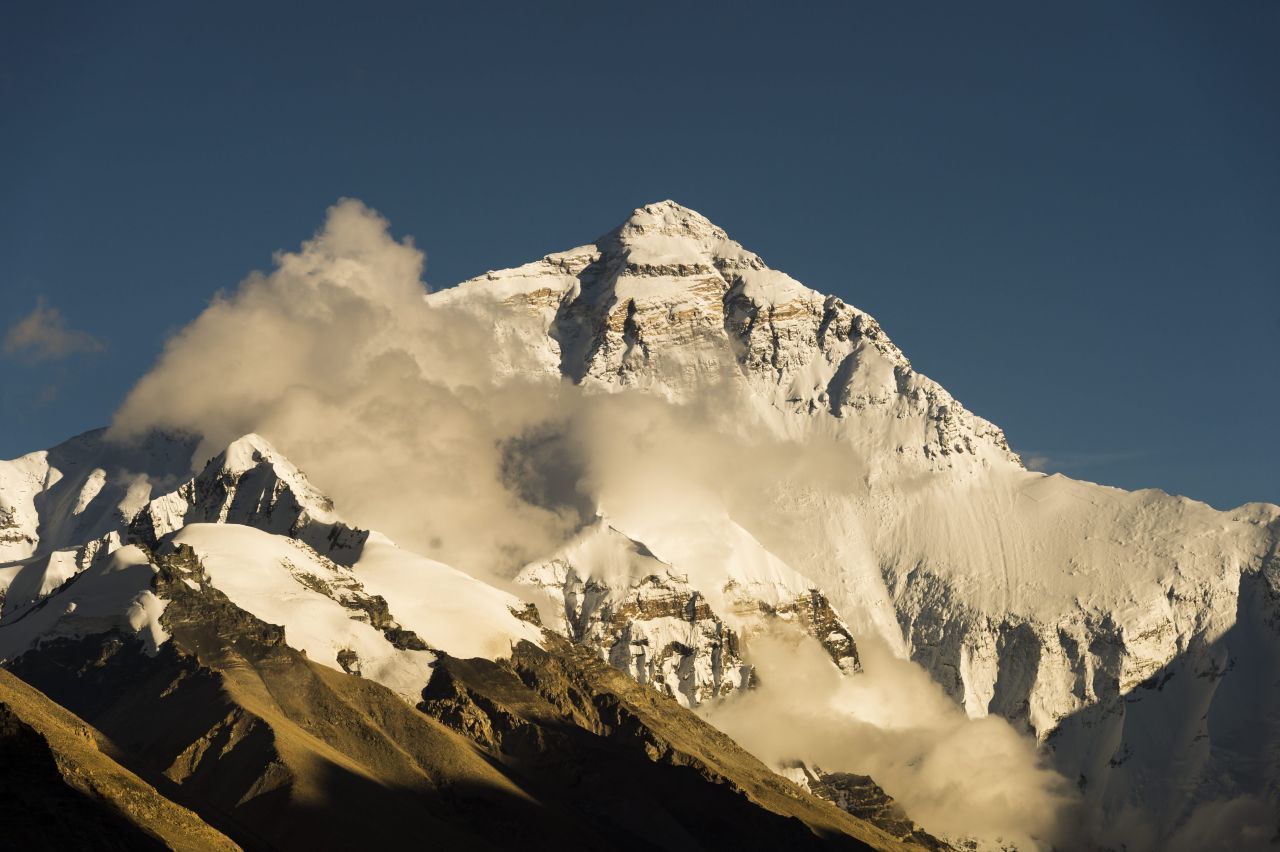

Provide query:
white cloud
left=3, top=297, right=104, bottom=362
left=1024, top=452, right=1053, bottom=472
left=110, top=198, right=579, bottom=577
left=702, top=632, right=1083, bottom=850
left=1018, top=448, right=1146, bottom=474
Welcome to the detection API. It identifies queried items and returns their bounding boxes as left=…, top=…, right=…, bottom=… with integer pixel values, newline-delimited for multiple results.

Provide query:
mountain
left=1, top=200, right=1276, bottom=850
left=0, top=428, right=925, bottom=850
left=434, top=201, right=1280, bottom=846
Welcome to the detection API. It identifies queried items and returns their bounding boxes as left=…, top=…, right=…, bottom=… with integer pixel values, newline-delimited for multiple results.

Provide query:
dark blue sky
left=2, top=2, right=1277, bottom=508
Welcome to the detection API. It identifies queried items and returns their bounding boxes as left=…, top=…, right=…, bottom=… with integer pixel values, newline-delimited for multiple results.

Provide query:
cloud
left=1024, top=452, right=1053, bottom=472
left=3, top=298, right=105, bottom=362
left=107, top=198, right=868, bottom=581
left=110, top=198, right=580, bottom=577
left=1018, top=449, right=1149, bottom=475
left=1164, top=795, right=1278, bottom=852
left=701, top=631, right=1082, bottom=850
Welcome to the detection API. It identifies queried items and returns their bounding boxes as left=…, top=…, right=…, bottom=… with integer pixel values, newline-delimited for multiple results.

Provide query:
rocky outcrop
left=520, top=554, right=753, bottom=707
left=517, top=522, right=860, bottom=708
left=781, top=762, right=951, bottom=852
left=129, top=433, right=368, bottom=563
left=745, top=586, right=860, bottom=674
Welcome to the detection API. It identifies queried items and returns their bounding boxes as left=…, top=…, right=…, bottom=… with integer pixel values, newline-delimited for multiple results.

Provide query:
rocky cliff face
left=519, top=552, right=754, bottom=707
left=780, top=762, right=951, bottom=852
left=436, top=201, right=1013, bottom=468
left=517, top=521, right=859, bottom=708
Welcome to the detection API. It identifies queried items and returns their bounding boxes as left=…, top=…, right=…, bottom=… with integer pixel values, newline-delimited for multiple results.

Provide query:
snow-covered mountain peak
left=594, top=199, right=760, bottom=274
left=204, top=432, right=338, bottom=519
left=433, top=202, right=1016, bottom=469
left=132, top=432, right=364, bottom=561
left=0, top=428, right=546, bottom=703
left=217, top=432, right=289, bottom=475
left=612, top=199, right=729, bottom=241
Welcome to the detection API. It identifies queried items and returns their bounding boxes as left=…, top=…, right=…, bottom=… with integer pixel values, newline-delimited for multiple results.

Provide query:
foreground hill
left=0, top=667, right=238, bottom=851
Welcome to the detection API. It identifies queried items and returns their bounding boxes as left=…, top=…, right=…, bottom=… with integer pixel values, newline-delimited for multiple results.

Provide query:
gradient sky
left=2, top=2, right=1277, bottom=509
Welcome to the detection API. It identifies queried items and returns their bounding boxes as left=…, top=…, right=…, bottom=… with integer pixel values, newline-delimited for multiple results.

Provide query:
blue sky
left=2, top=1, right=1277, bottom=508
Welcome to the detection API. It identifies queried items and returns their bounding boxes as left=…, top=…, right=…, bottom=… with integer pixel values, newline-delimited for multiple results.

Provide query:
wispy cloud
left=1024, top=452, right=1054, bottom=472
left=3, top=297, right=105, bottom=362
left=35, top=384, right=60, bottom=405
left=702, top=632, right=1080, bottom=849
left=1018, top=449, right=1147, bottom=474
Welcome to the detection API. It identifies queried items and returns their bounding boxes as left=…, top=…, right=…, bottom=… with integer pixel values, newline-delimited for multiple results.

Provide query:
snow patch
left=355, top=533, right=542, bottom=661
left=173, top=524, right=435, bottom=699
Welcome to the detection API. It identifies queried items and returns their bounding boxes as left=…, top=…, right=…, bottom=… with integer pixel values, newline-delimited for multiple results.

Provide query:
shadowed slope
left=423, top=635, right=923, bottom=851
left=0, top=668, right=238, bottom=852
